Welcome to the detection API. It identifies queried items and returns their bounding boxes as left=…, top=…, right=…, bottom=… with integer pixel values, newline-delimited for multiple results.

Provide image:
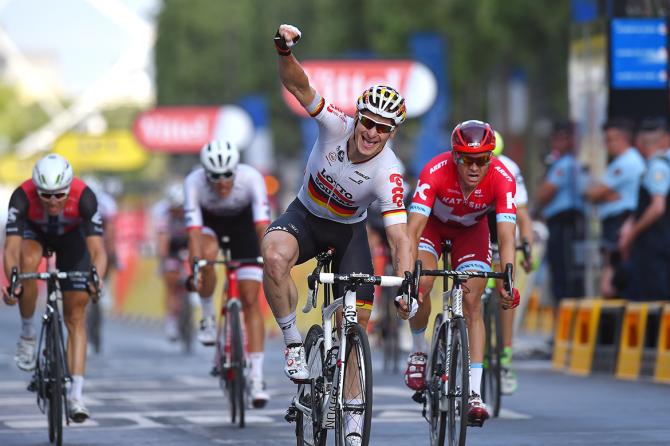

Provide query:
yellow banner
left=53, top=131, right=148, bottom=171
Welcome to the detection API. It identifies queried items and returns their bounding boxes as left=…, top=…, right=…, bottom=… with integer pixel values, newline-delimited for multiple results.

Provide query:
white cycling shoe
left=68, top=399, right=91, bottom=423
left=284, top=344, right=309, bottom=381
left=15, top=337, right=36, bottom=372
left=249, top=379, right=270, bottom=408
left=197, top=316, right=216, bottom=346
left=345, top=433, right=363, bottom=446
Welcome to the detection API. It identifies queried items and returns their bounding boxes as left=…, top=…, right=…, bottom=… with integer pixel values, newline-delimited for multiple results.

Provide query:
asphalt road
left=0, top=305, right=669, bottom=446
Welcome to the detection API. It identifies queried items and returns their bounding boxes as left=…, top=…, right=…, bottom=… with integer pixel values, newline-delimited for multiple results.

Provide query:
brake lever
left=8, top=266, right=19, bottom=299
left=503, top=263, right=514, bottom=295
left=90, top=266, right=101, bottom=302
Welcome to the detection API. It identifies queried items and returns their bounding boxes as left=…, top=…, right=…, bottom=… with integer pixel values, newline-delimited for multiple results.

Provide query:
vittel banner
left=133, top=105, right=254, bottom=152
left=281, top=60, right=437, bottom=118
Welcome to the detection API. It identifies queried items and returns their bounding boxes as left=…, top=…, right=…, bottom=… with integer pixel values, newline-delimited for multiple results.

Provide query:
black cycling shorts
left=201, top=205, right=261, bottom=260
left=23, top=224, right=92, bottom=292
left=265, top=199, right=375, bottom=310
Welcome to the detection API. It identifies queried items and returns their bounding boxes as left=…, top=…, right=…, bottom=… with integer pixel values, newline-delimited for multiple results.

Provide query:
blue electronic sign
left=611, top=18, right=668, bottom=89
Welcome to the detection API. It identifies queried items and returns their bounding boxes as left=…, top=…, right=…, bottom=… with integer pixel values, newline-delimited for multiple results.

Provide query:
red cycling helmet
left=451, top=120, right=496, bottom=154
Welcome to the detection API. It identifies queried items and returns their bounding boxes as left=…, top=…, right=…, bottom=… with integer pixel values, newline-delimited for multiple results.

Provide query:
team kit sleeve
left=407, top=160, right=439, bottom=217
left=305, top=92, right=350, bottom=139
left=183, top=174, right=203, bottom=229
left=248, top=167, right=272, bottom=224
left=5, top=187, right=29, bottom=237
left=79, top=187, right=104, bottom=236
left=494, top=169, right=518, bottom=224
left=375, top=166, right=407, bottom=227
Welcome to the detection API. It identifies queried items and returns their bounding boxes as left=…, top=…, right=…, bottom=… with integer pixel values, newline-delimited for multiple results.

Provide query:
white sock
left=248, top=352, right=264, bottom=382
left=69, top=375, right=84, bottom=401
left=200, top=296, right=215, bottom=319
left=345, top=398, right=363, bottom=437
left=21, top=318, right=35, bottom=339
left=470, top=363, right=483, bottom=396
left=411, top=327, right=428, bottom=353
left=276, top=312, right=302, bottom=346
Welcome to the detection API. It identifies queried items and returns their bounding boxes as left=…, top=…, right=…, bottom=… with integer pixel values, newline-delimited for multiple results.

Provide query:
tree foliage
left=154, top=0, right=570, bottom=156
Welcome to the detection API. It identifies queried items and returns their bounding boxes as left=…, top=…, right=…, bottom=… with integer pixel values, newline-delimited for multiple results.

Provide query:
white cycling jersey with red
left=409, top=151, right=517, bottom=227
left=184, top=165, right=271, bottom=229
left=296, top=93, right=406, bottom=227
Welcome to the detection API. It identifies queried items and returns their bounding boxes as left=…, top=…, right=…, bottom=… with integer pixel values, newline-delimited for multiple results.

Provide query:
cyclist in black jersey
left=2, top=154, right=107, bottom=423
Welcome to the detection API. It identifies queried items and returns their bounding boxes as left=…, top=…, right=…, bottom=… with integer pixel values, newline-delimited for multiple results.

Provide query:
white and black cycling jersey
left=184, top=165, right=271, bottom=229
left=296, top=94, right=407, bottom=227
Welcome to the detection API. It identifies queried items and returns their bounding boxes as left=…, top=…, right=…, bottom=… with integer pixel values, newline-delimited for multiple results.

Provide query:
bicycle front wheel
left=447, top=318, right=469, bottom=446
left=48, top=320, right=65, bottom=446
left=335, top=324, right=372, bottom=446
left=428, top=315, right=447, bottom=446
left=296, top=324, right=327, bottom=446
left=482, top=293, right=502, bottom=417
left=228, top=304, right=245, bottom=428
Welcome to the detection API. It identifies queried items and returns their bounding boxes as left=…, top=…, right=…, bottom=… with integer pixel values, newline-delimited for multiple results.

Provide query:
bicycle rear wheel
left=428, top=316, right=447, bottom=446
left=296, top=325, right=327, bottom=446
left=228, top=303, right=245, bottom=428
left=335, top=324, right=372, bottom=446
left=447, top=318, right=469, bottom=446
left=482, top=292, right=502, bottom=417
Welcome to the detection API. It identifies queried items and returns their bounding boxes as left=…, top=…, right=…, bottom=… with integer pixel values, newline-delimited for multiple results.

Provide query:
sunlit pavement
left=1, top=306, right=669, bottom=446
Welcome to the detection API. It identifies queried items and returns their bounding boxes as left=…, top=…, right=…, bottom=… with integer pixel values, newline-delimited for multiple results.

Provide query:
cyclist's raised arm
left=275, top=24, right=316, bottom=108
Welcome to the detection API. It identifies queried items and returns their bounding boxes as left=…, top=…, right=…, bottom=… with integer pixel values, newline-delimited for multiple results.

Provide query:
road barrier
left=569, top=299, right=604, bottom=375
left=552, top=299, right=577, bottom=370
left=615, top=302, right=663, bottom=380
left=591, top=300, right=626, bottom=373
left=654, top=303, right=670, bottom=383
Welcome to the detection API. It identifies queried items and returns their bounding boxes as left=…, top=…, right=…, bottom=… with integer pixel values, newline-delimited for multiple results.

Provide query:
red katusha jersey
left=408, top=151, right=517, bottom=227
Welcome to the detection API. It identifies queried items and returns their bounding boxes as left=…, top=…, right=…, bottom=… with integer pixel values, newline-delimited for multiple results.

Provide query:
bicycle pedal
left=252, top=398, right=268, bottom=409
left=411, top=391, right=425, bottom=404
left=26, top=379, right=38, bottom=393
left=210, top=366, right=220, bottom=377
left=285, top=406, right=297, bottom=423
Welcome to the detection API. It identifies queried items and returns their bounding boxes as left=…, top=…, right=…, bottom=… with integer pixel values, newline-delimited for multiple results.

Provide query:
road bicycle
left=9, top=264, right=100, bottom=446
left=415, top=241, right=513, bottom=446
left=481, top=241, right=530, bottom=418
left=192, top=239, right=263, bottom=428
left=285, top=248, right=410, bottom=446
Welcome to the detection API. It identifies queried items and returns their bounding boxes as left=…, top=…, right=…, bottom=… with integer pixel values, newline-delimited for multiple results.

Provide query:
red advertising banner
left=281, top=60, right=437, bottom=118
left=133, top=106, right=253, bottom=153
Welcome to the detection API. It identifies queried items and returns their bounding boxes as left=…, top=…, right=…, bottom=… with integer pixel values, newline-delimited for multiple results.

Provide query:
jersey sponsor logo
left=474, top=189, right=483, bottom=198
left=348, top=176, right=363, bottom=185
left=91, top=211, right=103, bottom=226
left=389, top=173, right=404, bottom=207
left=440, top=196, right=486, bottom=209
left=327, top=151, right=338, bottom=165
left=494, top=166, right=513, bottom=183
left=7, top=207, right=18, bottom=223
left=414, top=180, right=430, bottom=200
left=429, top=159, right=449, bottom=174
left=506, top=191, right=514, bottom=210
left=319, top=169, right=353, bottom=201
left=337, top=150, right=345, bottom=162
left=354, top=170, right=371, bottom=180
left=326, top=103, right=347, bottom=123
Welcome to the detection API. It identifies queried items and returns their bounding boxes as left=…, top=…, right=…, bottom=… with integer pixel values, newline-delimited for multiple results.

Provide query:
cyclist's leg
left=14, top=237, right=43, bottom=371
left=162, top=261, right=181, bottom=340
left=196, top=229, right=220, bottom=344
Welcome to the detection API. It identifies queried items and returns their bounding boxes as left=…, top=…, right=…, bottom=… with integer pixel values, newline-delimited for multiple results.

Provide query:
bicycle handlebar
left=416, top=261, right=514, bottom=297
left=315, top=272, right=405, bottom=287
left=9, top=266, right=102, bottom=301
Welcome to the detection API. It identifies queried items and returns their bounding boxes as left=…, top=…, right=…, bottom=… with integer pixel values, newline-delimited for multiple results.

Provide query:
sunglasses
left=206, top=170, right=235, bottom=182
left=455, top=152, right=491, bottom=167
left=38, top=190, right=68, bottom=200
left=358, top=113, right=395, bottom=134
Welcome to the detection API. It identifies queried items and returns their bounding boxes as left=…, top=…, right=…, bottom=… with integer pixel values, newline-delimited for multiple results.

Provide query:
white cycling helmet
left=356, top=85, right=407, bottom=126
left=200, top=140, right=239, bottom=177
left=165, top=182, right=184, bottom=208
left=32, top=154, right=74, bottom=192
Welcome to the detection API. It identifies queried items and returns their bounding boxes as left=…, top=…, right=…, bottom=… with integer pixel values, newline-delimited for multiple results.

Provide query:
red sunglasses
left=455, top=152, right=491, bottom=167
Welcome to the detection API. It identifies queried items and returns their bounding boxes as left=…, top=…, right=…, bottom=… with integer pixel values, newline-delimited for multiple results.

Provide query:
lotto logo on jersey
left=389, top=173, right=404, bottom=207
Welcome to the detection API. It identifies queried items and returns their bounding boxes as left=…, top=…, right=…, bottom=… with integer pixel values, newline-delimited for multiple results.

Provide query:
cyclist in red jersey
left=405, top=120, right=520, bottom=426
left=2, top=154, right=107, bottom=423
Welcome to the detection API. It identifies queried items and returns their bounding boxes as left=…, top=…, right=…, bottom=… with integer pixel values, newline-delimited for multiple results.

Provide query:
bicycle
left=191, top=240, right=263, bottom=428
left=8, top=264, right=100, bottom=446
left=481, top=241, right=530, bottom=418
left=415, top=241, right=513, bottom=446
left=285, top=248, right=410, bottom=446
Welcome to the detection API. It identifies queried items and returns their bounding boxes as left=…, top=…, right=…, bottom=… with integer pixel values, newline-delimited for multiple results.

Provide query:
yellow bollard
left=523, top=289, right=540, bottom=333
left=654, top=303, right=670, bottom=384
left=615, top=303, right=649, bottom=380
left=568, top=299, right=603, bottom=376
left=552, top=299, right=577, bottom=370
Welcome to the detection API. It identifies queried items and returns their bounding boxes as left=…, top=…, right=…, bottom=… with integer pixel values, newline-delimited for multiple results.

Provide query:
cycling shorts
left=265, top=199, right=375, bottom=310
left=23, top=224, right=91, bottom=292
left=418, top=216, right=492, bottom=272
left=201, top=205, right=262, bottom=282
